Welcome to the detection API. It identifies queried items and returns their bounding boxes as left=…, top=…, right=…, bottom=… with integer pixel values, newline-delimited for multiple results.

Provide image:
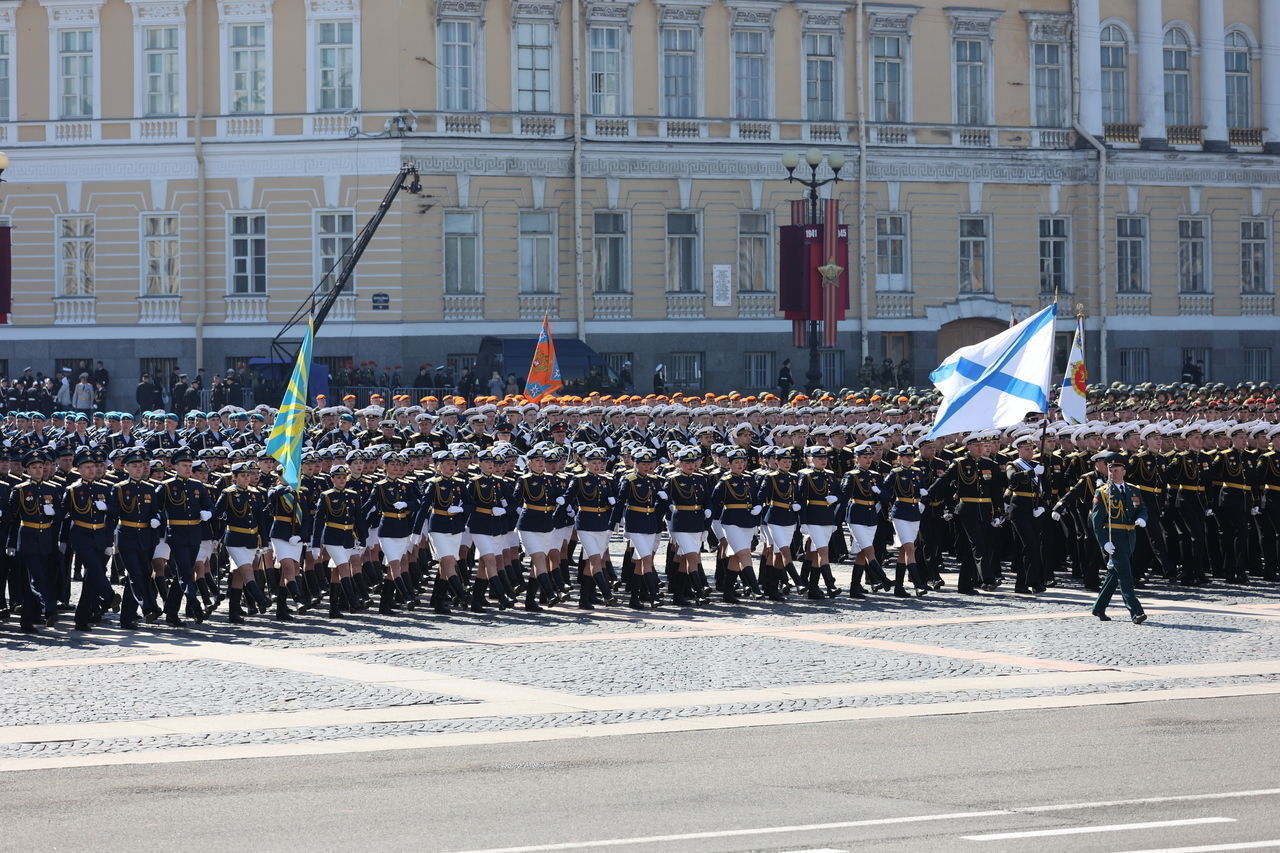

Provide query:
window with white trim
left=142, top=26, right=180, bottom=116
left=229, top=214, right=266, bottom=295
left=1117, top=348, right=1149, bottom=384
left=1178, top=218, right=1207, bottom=293
left=588, top=25, right=623, bottom=116
left=316, top=20, right=354, bottom=112
left=744, top=352, right=772, bottom=390
left=1038, top=217, right=1069, bottom=294
left=666, top=212, right=700, bottom=293
left=669, top=352, right=703, bottom=389
left=516, top=22, right=552, bottom=112
left=317, top=211, right=355, bottom=294
left=738, top=212, right=770, bottom=292
left=954, top=38, right=986, bottom=126
left=0, top=31, right=8, bottom=121
left=804, top=33, right=835, bottom=121
left=732, top=29, right=767, bottom=119
left=958, top=217, right=988, bottom=294
left=439, top=20, right=475, bottom=111
left=820, top=349, right=845, bottom=386
left=229, top=23, right=267, bottom=114
left=1032, top=42, right=1066, bottom=127
left=662, top=27, right=697, bottom=117
left=58, top=216, right=95, bottom=297
left=1163, top=29, right=1192, bottom=127
left=1100, top=25, right=1128, bottom=124
left=519, top=211, right=555, bottom=294
left=875, top=213, right=907, bottom=292
left=1245, top=348, right=1271, bottom=383
left=1225, top=31, right=1251, bottom=129
left=1116, top=216, right=1146, bottom=293
left=443, top=211, right=479, bottom=294
left=593, top=212, right=627, bottom=293
left=58, top=29, right=95, bottom=119
left=143, top=214, right=179, bottom=295
left=1241, top=219, right=1270, bottom=294
left=873, top=35, right=904, bottom=122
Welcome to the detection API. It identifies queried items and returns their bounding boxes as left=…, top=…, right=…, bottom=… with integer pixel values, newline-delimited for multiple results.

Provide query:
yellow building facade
left=0, top=0, right=1276, bottom=403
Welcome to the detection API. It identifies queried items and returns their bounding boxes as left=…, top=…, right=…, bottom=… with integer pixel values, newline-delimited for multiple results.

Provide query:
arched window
left=1100, top=25, right=1129, bottom=124
left=1225, top=31, right=1252, bottom=128
left=1163, top=29, right=1192, bottom=126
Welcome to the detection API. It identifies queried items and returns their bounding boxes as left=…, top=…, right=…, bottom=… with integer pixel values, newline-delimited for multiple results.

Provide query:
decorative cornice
left=583, top=0, right=638, bottom=27
left=864, top=3, right=919, bottom=35
left=38, top=0, right=107, bottom=27
left=124, top=0, right=189, bottom=25
left=305, top=0, right=357, bottom=19
left=1021, top=10, right=1070, bottom=44
left=436, top=0, right=485, bottom=21
left=215, top=0, right=274, bottom=21
left=0, top=0, right=21, bottom=28
left=725, top=0, right=783, bottom=31
left=511, top=0, right=559, bottom=25
left=656, top=0, right=712, bottom=29
left=796, top=2, right=849, bottom=32
left=944, top=6, right=1002, bottom=38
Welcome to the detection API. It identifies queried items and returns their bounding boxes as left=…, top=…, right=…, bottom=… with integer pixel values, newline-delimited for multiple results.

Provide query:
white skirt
left=152, top=540, right=171, bottom=560
left=765, top=523, right=796, bottom=551
left=380, top=536, right=410, bottom=563
left=472, top=534, right=504, bottom=557
left=518, top=529, right=557, bottom=556
left=366, top=527, right=380, bottom=548
left=891, top=518, right=920, bottom=546
left=721, top=524, right=756, bottom=554
left=326, top=545, right=354, bottom=566
left=197, top=540, right=216, bottom=562
left=429, top=531, right=464, bottom=558
left=627, top=531, right=659, bottom=559
left=577, top=529, right=610, bottom=559
left=801, top=524, right=835, bottom=550
left=671, top=530, right=705, bottom=556
left=849, top=523, right=879, bottom=552
left=226, top=546, right=257, bottom=570
left=271, top=537, right=303, bottom=563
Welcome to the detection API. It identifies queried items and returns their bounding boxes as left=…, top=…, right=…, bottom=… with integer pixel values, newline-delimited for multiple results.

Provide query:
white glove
left=555, top=496, right=566, bottom=506
left=1134, top=517, right=1146, bottom=528
left=1103, top=541, right=1116, bottom=555
left=149, top=518, right=161, bottom=529
left=491, top=507, right=506, bottom=517
left=1251, top=506, right=1261, bottom=516
left=393, top=501, right=408, bottom=510
left=57, top=542, right=66, bottom=554
left=199, top=510, right=212, bottom=521
left=991, top=517, right=1003, bottom=528
left=284, top=535, right=299, bottom=544
left=1204, top=509, right=1214, bottom=517
left=607, top=496, right=617, bottom=505
left=1032, top=507, right=1045, bottom=518
left=5, top=548, right=13, bottom=556
left=703, top=508, right=713, bottom=518
left=791, top=503, right=801, bottom=511
left=919, top=488, right=928, bottom=497
left=657, top=491, right=669, bottom=500
left=917, top=502, right=925, bottom=513
left=42, top=505, right=55, bottom=517
left=1034, top=464, right=1045, bottom=475
left=94, top=500, right=107, bottom=511
left=1051, top=511, right=1062, bottom=522
left=750, top=505, right=762, bottom=516
left=604, top=437, right=615, bottom=447
left=500, top=499, right=508, bottom=507
left=942, top=512, right=954, bottom=521
left=824, top=495, right=838, bottom=505
left=448, top=505, right=464, bottom=515
left=104, top=547, right=115, bottom=557
left=871, top=485, right=881, bottom=495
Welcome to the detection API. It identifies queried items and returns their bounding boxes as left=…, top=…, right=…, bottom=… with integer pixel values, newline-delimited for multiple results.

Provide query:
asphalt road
left=5, top=694, right=1279, bottom=853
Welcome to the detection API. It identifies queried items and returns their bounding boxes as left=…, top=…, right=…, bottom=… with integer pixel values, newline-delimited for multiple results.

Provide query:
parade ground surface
left=5, top=548, right=1280, bottom=852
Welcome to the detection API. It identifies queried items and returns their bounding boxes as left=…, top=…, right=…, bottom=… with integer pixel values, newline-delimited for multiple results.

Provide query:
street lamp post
left=782, top=148, right=845, bottom=395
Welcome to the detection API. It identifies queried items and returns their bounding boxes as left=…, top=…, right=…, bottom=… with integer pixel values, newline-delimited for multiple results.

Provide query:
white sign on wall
left=712, top=264, right=733, bottom=307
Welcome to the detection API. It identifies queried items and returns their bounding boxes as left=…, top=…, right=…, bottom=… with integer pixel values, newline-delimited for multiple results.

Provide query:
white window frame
left=875, top=212, right=909, bottom=292
left=306, top=0, right=361, bottom=114
left=660, top=25, right=702, bottom=118
left=730, top=26, right=771, bottom=120
left=512, top=18, right=557, bottom=113
left=0, top=4, right=18, bottom=124
left=1162, top=26, right=1194, bottom=128
left=592, top=210, right=629, bottom=294
left=1038, top=216, right=1070, bottom=294
left=1099, top=22, right=1130, bottom=125
left=218, top=0, right=273, bottom=116
left=665, top=210, right=702, bottom=293
left=1116, top=215, right=1148, bottom=294
left=128, top=1, right=187, bottom=119
left=1178, top=216, right=1210, bottom=294
left=802, top=30, right=837, bottom=122
left=227, top=211, right=267, bottom=296
left=437, top=18, right=479, bottom=112
left=518, top=210, right=557, bottom=294
left=946, top=9, right=1001, bottom=128
left=1031, top=41, right=1067, bottom=127
left=957, top=215, right=990, bottom=294
left=315, top=209, right=356, bottom=295
left=737, top=211, right=771, bottom=293
left=587, top=24, right=627, bottom=116
left=139, top=211, right=180, bottom=296
left=865, top=7, right=916, bottom=123
left=1224, top=28, right=1254, bottom=130
left=49, top=26, right=99, bottom=120
left=443, top=209, right=482, bottom=295
left=1241, top=217, right=1271, bottom=295
left=872, top=34, right=906, bottom=123
left=56, top=213, right=95, bottom=297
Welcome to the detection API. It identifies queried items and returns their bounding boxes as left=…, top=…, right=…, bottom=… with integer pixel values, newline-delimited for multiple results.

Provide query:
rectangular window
left=593, top=212, right=627, bottom=293
left=804, top=33, right=835, bottom=121
left=440, top=20, right=474, bottom=111
left=669, top=352, right=703, bottom=389
left=1182, top=347, right=1210, bottom=382
left=732, top=29, right=767, bottom=119
left=588, top=26, right=622, bottom=116
left=317, top=20, right=354, bottom=112
left=519, top=211, right=555, bottom=294
left=1038, top=217, right=1069, bottom=294
left=820, top=349, right=845, bottom=387
left=1164, top=37, right=1191, bottom=126
left=873, top=35, right=903, bottom=122
left=1117, top=348, right=1149, bottom=384
left=142, top=26, right=180, bottom=116
left=875, top=213, right=907, bottom=292
left=1116, top=216, right=1146, bottom=293
left=230, top=214, right=266, bottom=294
left=230, top=23, right=267, bottom=114
left=1100, top=33, right=1128, bottom=124
left=662, top=27, right=696, bottom=117
left=143, top=214, right=179, bottom=295
left=1178, top=218, right=1207, bottom=293
left=444, top=211, right=479, bottom=294
left=317, top=211, right=355, bottom=293
left=516, top=21, right=552, bottom=112
left=58, top=215, right=95, bottom=296
left=59, top=29, right=94, bottom=119
left=1245, top=348, right=1271, bottom=383
left=140, top=358, right=179, bottom=397
left=744, top=352, right=772, bottom=390
left=1033, top=42, right=1066, bottom=127
left=738, top=212, right=770, bottom=292
left=666, top=212, right=700, bottom=292
left=0, top=32, right=9, bottom=121
left=1225, top=41, right=1252, bottom=128
left=601, top=352, right=632, bottom=380
left=1241, top=219, right=1270, bottom=294
left=448, top=353, right=479, bottom=375
left=954, top=38, right=986, bottom=126
left=958, top=217, right=988, bottom=293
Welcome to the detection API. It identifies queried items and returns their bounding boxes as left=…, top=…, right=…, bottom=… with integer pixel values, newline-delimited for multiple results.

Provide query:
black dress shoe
left=1132, top=613, right=1148, bottom=625
left=73, top=622, right=92, bottom=632
left=120, top=618, right=141, bottom=630
left=1094, top=612, right=1111, bottom=621
left=165, top=614, right=186, bottom=627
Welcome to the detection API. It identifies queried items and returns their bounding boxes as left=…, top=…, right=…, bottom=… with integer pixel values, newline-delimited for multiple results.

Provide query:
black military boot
left=431, top=578, right=452, bottom=614
left=893, top=564, right=911, bottom=597
left=328, top=583, right=344, bottom=618
left=379, top=580, right=398, bottom=615
left=594, top=573, right=616, bottom=606
left=523, top=578, right=543, bottom=612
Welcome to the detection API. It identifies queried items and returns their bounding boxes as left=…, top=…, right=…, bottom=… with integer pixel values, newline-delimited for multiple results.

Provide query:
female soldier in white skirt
left=613, top=447, right=668, bottom=609
left=514, top=444, right=564, bottom=612
left=754, top=446, right=800, bottom=601
left=311, top=464, right=370, bottom=617
left=884, top=444, right=928, bottom=597
left=710, top=447, right=764, bottom=603
left=266, top=471, right=310, bottom=620
left=214, top=461, right=270, bottom=624
left=423, top=450, right=470, bottom=614
left=842, top=444, right=892, bottom=598
left=462, top=448, right=516, bottom=612
left=566, top=446, right=618, bottom=609
left=666, top=445, right=713, bottom=607
left=365, top=451, right=421, bottom=614
left=796, top=446, right=842, bottom=599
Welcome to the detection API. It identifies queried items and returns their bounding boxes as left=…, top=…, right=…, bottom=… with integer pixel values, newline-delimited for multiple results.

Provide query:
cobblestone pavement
left=5, top=556, right=1280, bottom=772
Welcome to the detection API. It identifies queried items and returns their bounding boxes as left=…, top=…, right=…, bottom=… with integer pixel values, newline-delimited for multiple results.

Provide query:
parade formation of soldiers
left=3, top=379, right=1279, bottom=634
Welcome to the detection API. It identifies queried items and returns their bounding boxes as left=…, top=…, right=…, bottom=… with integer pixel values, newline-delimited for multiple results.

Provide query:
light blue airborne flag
left=266, top=315, right=315, bottom=489
left=926, top=303, right=1058, bottom=439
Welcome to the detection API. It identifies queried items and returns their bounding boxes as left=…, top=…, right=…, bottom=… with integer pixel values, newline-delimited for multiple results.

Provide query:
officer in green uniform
left=1090, top=452, right=1149, bottom=625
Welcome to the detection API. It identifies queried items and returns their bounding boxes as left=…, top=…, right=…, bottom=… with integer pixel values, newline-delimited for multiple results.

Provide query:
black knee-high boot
left=447, top=574, right=468, bottom=605
left=329, top=583, right=344, bottom=617
left=470, top=578, right=489, bottom=612
left=523, top=577, right=543, bottom=612
left=907, top=562, right=927, bottom=596
left=228, top=588, right=245, bottom=624
left=849, top=562, right=867, bottom=598
left=820, top=564, right=842, bottom=597
left=643, top=572, right=662, bottom=606
left=594, top=573, right=615, bottom=605
left=394, top=575, right=418, bottom=609
left=893, top=563, right=911, bottom=597
left=487, top=573, right=511, bottom=610
left=379, top=580, right=398, bottom=614
left=431, top=577, right=452, bottom=614
left=340, top=577, right=360, bottom=611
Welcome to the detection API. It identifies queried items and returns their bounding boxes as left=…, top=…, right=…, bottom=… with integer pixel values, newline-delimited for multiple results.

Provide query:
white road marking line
left=1018, top=788, right=1280, bottom=812
left=1112, top=842, right=1280, bottom=853
left=962, top=817, right=1234, bottom=841
left=441, top=812, right=1011, bottom=853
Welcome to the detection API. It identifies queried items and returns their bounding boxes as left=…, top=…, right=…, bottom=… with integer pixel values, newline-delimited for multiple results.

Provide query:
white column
left=1077, top=0, right=1104, bottom=137
left=1263, top=0, right=1280, bottom=152
left=1199, top=0, right=1229, bottom=150
left=1137, top=0, right=1168, bottom=148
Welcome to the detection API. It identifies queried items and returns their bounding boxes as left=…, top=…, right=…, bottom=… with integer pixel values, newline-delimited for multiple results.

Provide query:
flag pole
left=1036, top=288, right=1062, bottom=463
